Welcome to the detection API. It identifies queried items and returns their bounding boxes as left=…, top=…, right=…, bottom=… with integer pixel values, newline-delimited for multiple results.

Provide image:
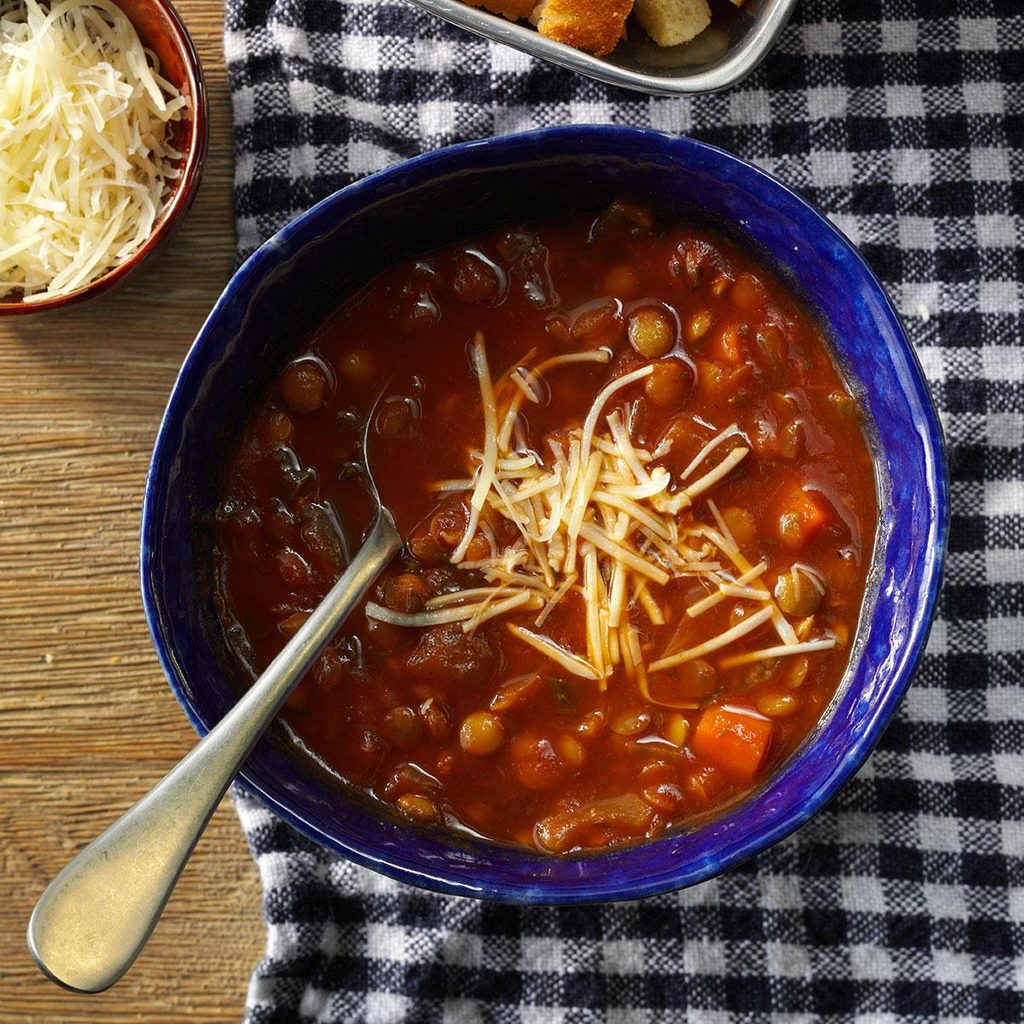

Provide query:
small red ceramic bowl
left=0, top=0, right=208, bottom=316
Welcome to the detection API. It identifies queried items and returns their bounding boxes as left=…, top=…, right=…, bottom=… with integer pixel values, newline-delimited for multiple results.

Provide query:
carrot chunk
left=691, top=704, right=774, bottom=782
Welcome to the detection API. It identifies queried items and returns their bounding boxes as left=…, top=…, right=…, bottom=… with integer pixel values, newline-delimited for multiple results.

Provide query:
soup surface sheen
left=213, top=202, right=877, bottom=854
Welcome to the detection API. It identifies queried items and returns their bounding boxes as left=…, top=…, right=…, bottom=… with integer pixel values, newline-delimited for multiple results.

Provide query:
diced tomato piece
left=775, top=483, right=829, bottom=549
left=691, top=704, right=774, bottom=783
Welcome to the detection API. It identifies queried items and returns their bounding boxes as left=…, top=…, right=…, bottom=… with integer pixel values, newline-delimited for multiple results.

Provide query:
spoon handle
left=28, top=511, right=402, bottom=994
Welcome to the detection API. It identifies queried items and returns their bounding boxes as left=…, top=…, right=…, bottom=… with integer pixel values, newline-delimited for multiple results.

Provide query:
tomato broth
left=212, top=201, right=877, bottom=854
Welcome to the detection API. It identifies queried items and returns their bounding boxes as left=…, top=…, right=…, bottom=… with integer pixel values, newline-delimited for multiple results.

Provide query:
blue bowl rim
left=141, top=124, right=949, bottom=903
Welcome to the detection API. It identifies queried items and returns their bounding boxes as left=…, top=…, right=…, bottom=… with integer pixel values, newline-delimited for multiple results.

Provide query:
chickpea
left=721, top=506, right=757, bottom=548
left=375, top=397, right=418, bottom=440
left=279, top=360, right=328, bottom=414
left=402, top=291, right=439, bottom=332
left=431, top=503, right=470, bottom=548
left=544, top=315, right=571, bottom=346
left=452, top=253, right=499, bottom=303
left=463, top=531, right=492, bottom=561
left=419, top=698, right=453, bottom=742
left=556, top=735, right=586, bottom=768
left=664, top=712, right=691, bottom=747
left=382, top=706, right=422, bottom=746
left=384, top=573, right=429, bottom=614
left=396, top=793, right=440, bottom=823
left=628, top=307, right=675, bottom=359
left=778, top=511, right=804, bottom=549
left=774, top=569, right=823, bottom=617
left=459, top=711, right=505, bottom=755
left=778, top=419, right=804, bottom=459
left=577, top=709, right=606, bottom=739
left=604, top=264, right=640, bottom=299
left=687, top=310, right=712, bottom=343
left=785, top=655, right=810, bottom=690
left=756, top=692, right=799, bottom=718
left=338, top=348, right=379, bottom=389
left=644, top=359, right=691, bottom=409
left=259, top=407, right=294, bottom=446
left=670, top=658, right=717, bottom=700
left=406, top=527, right=444, bottom=564
left=610, top=709, right=652, bottom=737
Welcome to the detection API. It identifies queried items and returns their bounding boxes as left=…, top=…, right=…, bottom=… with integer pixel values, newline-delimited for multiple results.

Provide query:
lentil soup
left=212, top=200, right=877, bottom=854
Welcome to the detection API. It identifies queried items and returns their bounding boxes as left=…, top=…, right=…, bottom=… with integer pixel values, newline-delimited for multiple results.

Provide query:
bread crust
left=531, top=0, right=634, bottom=57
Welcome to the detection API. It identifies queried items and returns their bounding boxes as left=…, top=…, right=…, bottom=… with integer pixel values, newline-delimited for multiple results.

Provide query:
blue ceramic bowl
left=141, top=126, right=948, bottom=903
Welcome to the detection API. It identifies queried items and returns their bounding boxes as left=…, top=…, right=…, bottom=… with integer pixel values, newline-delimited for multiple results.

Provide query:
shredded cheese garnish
left=718, top=636, right=837, bottom=669
left=0, top=0, right=188, bottom=300
left=507, top=623, right=600, bottom=680
left=365, top=333, right=839, bottom=706
left=648, top=607, right=775, bottom=673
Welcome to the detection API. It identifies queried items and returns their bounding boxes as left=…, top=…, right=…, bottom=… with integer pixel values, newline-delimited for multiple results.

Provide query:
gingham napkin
left=224, top=1, right=1023, bottom=1020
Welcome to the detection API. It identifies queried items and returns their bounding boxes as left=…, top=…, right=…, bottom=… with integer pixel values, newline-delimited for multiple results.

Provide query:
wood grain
left=0, top=3, right=266, bottom=1019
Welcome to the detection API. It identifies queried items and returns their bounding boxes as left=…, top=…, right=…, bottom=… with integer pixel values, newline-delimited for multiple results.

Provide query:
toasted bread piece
left=465, top=0, right=537, bottom=20
left=633, top=0, right=710, bottom=47
left=531, top=0, right=634, bottom=57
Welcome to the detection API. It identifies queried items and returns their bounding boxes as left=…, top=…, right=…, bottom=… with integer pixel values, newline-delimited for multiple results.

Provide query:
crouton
left=464, top=0, right=537, bottom=20
left=633, top=0, right=710, bottom=48
left=531, top=0, right=634, bottom=57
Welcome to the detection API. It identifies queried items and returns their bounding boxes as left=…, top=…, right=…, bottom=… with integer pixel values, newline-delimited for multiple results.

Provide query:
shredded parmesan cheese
left=507, top=623, right=600, bottom=680
left=718, top=636, right=837, bottom=669
left=389, top=333, right=839, bottom=711
left=0, top=0, right=188, bottom=300
left=649, top=607, right=774, bottom=673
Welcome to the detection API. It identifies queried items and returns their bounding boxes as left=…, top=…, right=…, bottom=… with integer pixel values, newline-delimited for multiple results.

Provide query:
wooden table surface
left=0, top=3, right=267, bottom=1019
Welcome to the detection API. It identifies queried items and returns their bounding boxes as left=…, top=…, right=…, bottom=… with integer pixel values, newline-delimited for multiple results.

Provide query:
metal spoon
left=28, top=399, right=402, bottom=994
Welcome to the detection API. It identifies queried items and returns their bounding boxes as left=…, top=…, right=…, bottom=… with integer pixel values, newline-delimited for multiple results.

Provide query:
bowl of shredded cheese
left=0, top=0, right=206, bottom=313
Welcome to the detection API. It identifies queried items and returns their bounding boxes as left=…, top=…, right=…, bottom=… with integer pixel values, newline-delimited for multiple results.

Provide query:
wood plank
left=0, top=2, right=266, bottom=1019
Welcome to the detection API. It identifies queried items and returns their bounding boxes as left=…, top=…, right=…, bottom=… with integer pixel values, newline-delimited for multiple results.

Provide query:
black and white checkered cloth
left=223, top=1, right=1023, bottom=1020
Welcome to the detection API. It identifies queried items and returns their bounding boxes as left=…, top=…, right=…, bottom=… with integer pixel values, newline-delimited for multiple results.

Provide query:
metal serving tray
left=404, top=0, right=798, bottom=96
